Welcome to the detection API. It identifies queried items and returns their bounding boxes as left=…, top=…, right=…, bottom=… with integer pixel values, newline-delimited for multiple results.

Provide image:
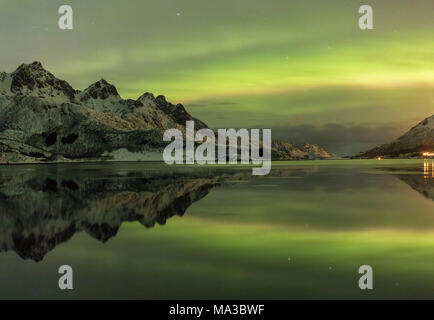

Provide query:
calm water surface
left=0, top=160, right=433, bottom=299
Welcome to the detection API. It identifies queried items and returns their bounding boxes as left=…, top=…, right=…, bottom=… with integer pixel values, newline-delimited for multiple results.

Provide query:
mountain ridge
left=358, top=115, right=434, bottom=158
left=271, top=140, right=335, bottom=160
left=0, top=61, right=207, bottom=163
left=0, top=61, right=334, bottom=163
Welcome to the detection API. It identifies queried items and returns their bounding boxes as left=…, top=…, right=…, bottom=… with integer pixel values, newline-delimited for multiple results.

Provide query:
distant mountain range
left=0, top=62, right=334, bottom=163
left=272, top=140, right=335, bottom=160
left=358, top=115, right=434, bottom=158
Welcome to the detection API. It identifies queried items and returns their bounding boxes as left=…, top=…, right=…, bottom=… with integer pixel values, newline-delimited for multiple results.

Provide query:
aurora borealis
left=1, top=0, right=433, bottom=155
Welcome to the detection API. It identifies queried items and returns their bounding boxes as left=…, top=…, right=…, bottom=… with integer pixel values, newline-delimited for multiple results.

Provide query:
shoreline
left=0, top=158, right=431, bottom=167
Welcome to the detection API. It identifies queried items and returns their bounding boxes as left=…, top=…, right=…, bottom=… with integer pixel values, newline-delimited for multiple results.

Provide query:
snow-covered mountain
left=0, top=61, right=336, bottom=163
left=359, top=115, right=434, bottom=158
left=0, top=62, right=206, bottom=163
left=271, top=140, right=335, bottom=160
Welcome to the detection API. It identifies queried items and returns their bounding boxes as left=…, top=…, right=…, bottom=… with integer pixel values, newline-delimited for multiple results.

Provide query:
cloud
left=270, top=123, right=407, bottom=156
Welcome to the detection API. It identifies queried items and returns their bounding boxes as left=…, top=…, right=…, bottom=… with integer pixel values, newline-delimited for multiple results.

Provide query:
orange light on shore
left=424, top=161, right=434, bottom=179
left=377, top=157, right=382, bottom=160
left=422, top=152, right=434, bottom=157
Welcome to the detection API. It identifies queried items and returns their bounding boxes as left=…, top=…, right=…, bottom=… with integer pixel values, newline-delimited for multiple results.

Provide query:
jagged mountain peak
left=7, top=61, right=76, bottom=101
left=138, top=92, right=156, bottom=101
left=15, top=61, right=44, bottom=71
left=156, top=94, right=167, bottom=104
left=137, top=92, right=207, bottom=130
left=80, top=78, right=120, bottom=101
left=12, top=61, right=54, bottom=81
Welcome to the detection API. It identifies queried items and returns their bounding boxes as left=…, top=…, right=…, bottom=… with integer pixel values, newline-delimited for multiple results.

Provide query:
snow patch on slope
left=102, top=148, right=163, bottom=161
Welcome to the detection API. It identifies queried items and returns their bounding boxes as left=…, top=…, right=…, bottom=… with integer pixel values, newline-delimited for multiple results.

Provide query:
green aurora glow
left=0, top=0, right=433, bottom=154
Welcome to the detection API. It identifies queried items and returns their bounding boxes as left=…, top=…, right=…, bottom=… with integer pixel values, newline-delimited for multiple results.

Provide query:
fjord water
left=0, top=160, right=433, bottom=299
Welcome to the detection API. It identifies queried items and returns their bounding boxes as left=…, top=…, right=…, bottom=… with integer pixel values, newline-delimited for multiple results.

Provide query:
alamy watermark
left=58, top=5, right=73, bottom=30
left=358, top=265, right=373, bottom=290
left=58, top=4, right=373, bottom=31
left=163, top=121, right=271, bottom=175
left=58, top=265, right=73, bottom=290
left=358, top=5, right=373, bottom=30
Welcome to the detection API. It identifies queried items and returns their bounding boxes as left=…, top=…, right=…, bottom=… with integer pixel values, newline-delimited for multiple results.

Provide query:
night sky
left=1, top=0, right=433, bottom=155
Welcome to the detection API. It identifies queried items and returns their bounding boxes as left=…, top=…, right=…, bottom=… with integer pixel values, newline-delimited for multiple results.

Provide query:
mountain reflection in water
left=0, top=161, right=432, bottom=263
left=387, top=160, right=434, bottom=201
left=0, top=164, right=248, bottom=261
